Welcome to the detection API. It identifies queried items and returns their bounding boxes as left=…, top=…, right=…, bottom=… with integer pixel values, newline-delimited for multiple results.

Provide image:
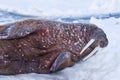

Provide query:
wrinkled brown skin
left=0, top=19, right=108, bottom=75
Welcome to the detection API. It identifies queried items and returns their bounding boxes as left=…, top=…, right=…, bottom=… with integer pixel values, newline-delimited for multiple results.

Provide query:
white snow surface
left=0, top=0, right=120, bottom=17
left=0, top=0, right=120, bottom=80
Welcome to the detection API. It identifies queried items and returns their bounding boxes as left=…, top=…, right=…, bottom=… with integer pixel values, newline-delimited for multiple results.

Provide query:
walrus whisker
left=82, top=46, right=101, bottom=61
left=80, top=39, right=95, bottom=55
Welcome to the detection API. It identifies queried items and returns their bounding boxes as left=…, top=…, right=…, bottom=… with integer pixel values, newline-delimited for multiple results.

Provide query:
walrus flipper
left=50, top=52, right=71, bottom=72
left=0, top=25, right=36, bottom=39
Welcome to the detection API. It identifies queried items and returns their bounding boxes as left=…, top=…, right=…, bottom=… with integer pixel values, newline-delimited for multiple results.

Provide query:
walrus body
left=0, top=19, right=108, bottom=74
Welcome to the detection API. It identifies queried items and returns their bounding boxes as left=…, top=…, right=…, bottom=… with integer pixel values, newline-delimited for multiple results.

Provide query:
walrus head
left=90, top=28, right=108, bottom=48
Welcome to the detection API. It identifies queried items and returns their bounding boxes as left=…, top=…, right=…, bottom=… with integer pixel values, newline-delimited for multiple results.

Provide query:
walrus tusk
left=82, top=46, right=101, bottom=61
left=80, top=39, right=95, bottom=55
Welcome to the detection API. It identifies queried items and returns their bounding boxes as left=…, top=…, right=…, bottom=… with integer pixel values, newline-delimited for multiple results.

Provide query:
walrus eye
left=20, top=30, right=31, bottom=36
left=25, top=30, right=31, bottom=34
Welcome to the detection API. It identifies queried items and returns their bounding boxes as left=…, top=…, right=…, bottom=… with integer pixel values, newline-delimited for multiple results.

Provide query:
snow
left=0, top=0, right=120, bottom=80
left=89, top=17, right=120, bottom=80
left=0, top=0, right=120, bottom=17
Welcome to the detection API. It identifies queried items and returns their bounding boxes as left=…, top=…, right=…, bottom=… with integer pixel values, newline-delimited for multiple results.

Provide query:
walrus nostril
left=99, top=37, right=108, bottom=47
left=100, top=40, right=105, bottom=47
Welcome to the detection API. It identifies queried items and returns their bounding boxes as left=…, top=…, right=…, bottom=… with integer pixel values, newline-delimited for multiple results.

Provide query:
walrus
left=0, top=19, right=108, bottom=75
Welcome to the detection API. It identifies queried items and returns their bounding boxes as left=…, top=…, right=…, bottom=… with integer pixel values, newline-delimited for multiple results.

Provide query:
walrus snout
left=97, top=35, right=108, bottom=47
left=91, top=28, right=108, bottom=48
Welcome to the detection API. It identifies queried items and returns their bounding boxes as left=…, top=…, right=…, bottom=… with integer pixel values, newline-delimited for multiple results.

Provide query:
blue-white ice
left=0, top=0, right=120, bottom=80
left=0, top=0, right=120, bottom=17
